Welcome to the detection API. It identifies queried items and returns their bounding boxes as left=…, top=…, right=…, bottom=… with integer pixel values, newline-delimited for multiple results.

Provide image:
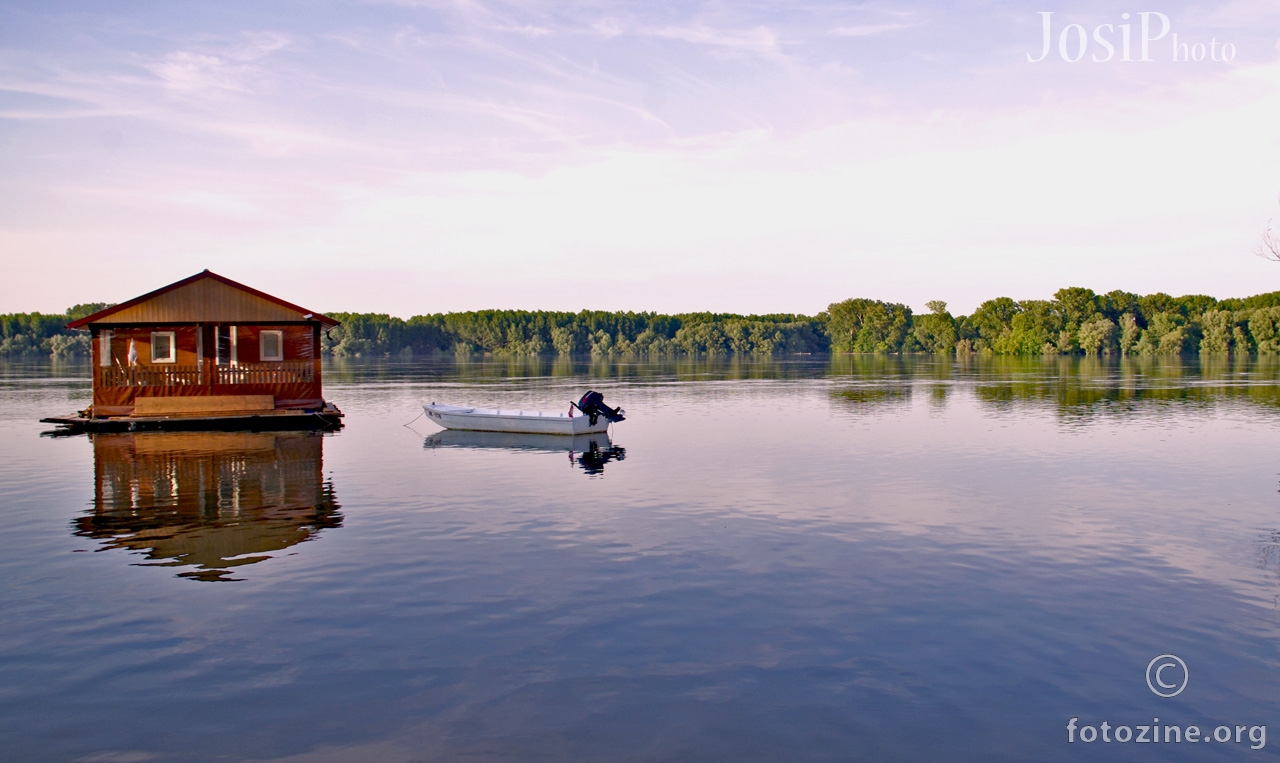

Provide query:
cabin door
left=215, top=326, right=232, bottom=367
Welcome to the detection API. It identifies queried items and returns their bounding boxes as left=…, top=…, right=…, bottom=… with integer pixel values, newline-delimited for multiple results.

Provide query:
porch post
left=196, top=323, right=206, bottom=391
left=314, top=324, right=322, bottom=400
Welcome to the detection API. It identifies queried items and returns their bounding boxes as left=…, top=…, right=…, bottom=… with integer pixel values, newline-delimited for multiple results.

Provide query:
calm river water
left=4, top=356, right=1280, bottom=761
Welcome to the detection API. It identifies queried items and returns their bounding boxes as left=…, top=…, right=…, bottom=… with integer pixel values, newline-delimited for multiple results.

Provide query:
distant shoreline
left=6, top=287, right=1280, bottom=359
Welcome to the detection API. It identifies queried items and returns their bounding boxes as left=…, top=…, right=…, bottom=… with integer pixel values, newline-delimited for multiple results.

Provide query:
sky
left=2, top=0, right=1280, bottom=317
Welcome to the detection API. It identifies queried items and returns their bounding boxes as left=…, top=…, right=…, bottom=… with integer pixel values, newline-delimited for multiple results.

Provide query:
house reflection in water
left=74, top=431, right=341, bottom=581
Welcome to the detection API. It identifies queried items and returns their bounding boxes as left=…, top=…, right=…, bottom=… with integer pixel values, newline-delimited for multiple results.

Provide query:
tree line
left=296, top=287, right=1280, bottom=357
left=321, top=310, right=828, bottom=358
left=0, top=304, right=108, bottom=358
left=7, top=288, right=1280, bottom=358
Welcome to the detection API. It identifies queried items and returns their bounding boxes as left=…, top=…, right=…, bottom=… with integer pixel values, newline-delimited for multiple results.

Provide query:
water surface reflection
left=423, top=429, right=626, bottom=475
left=75, top=431, right=341, bottom=581
left=10, top=356, right=1280, bottom=760
left=822, top=355, right=1280, bottom=421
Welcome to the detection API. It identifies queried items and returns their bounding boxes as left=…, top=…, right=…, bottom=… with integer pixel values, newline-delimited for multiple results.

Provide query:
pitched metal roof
left=67, top=270, right=340, bottom=328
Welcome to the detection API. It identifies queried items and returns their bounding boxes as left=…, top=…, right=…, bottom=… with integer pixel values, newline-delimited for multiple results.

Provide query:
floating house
left=44, top=270, right=343, bottom=432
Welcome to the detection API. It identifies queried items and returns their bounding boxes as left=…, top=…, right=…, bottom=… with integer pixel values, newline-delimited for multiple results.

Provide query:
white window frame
left=260, top=330, right=284, bottom=362
left=151, top=331, right=177, bottom=364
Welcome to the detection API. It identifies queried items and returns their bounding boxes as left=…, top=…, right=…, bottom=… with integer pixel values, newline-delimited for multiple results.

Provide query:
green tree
left=1199, top=310, right=1233, bottom=354
left=1250, top=307, right=1280, bottom=354
left=1119, top=313, right=1141, bottom=355
left=912, top=301, right=957, bottom=354
left=824, top=299, right=913, bottom=353
left=1054, top=287, right=1100, bottom=328
left=1076, top=317, right=1117, bottom=355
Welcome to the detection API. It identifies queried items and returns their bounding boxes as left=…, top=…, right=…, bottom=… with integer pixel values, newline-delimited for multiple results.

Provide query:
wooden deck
left=41, top=403, right=343, bottom=435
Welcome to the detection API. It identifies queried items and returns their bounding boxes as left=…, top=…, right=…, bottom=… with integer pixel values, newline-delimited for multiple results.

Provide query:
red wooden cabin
left=67, top=270, right=340, bottom=420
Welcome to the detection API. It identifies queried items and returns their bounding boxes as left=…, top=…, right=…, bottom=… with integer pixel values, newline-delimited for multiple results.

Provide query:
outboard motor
left=574, top=390, right=625, bottom=425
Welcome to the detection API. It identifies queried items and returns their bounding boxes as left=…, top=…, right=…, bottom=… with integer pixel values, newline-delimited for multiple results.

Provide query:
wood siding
left=88, top=277, right=315, bottom=325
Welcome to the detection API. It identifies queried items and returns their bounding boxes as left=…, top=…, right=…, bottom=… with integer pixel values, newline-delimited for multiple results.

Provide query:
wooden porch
left=98, top=361, right=316, bottom=389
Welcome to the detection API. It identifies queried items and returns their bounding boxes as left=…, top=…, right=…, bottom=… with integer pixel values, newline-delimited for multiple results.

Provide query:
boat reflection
left=423, top=430, right=626, bottom=475
left=74, top=431, right=341, bottom=581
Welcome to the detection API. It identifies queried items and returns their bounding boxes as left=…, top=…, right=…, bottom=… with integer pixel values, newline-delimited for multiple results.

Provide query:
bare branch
left=1260, top=219, right=1280, bottom=261
left=1258, top=194, right=1280, bottom=262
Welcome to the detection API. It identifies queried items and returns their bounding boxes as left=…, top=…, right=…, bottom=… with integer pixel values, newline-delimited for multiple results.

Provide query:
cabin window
left=151, top=332, right=177, bottom=364
left=260, top=330, right=284, bottom=362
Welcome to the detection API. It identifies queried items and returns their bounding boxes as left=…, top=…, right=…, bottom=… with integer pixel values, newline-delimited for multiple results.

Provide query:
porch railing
left=99, top=365, right=201, bottom=388
left=99, top=362, right=315, bottom=388
left=214, top=361, right=314, bottom=386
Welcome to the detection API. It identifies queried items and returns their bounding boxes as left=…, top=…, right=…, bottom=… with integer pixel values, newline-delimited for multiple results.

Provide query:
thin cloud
left=0, top=107, right=115, bottom=119
left=1189, top=0, right=1280, bottom=28
left=147, top=52, right=254, bottom=93
left=144, top=33, right=292, bottom=94
left=0, top=86, right=110, bottom=120
left=646, top=24, right=779, bottom=52
left=591, top=19, right=624, bottom=39
left=495, top=24, right=554, bottom=37
left=831, top=23, right=911, bottom=37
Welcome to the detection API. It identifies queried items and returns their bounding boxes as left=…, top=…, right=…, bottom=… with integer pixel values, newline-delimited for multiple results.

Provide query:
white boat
left=423, top=403, right=612, bottom=435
